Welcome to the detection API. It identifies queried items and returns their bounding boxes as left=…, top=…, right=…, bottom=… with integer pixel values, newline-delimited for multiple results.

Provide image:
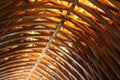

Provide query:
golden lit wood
left=0, top=0, right=120, bottom=80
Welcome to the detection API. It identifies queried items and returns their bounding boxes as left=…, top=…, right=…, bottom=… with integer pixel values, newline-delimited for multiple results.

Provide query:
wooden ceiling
left=0, top=0, right=120, bottom=80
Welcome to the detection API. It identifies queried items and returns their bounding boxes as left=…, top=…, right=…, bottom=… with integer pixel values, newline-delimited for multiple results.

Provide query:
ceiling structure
left=0, top=0, right=120, bottom=80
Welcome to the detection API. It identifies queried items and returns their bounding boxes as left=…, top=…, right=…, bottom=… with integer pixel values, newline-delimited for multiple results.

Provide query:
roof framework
left=0, top=0, right=120, bottom=80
